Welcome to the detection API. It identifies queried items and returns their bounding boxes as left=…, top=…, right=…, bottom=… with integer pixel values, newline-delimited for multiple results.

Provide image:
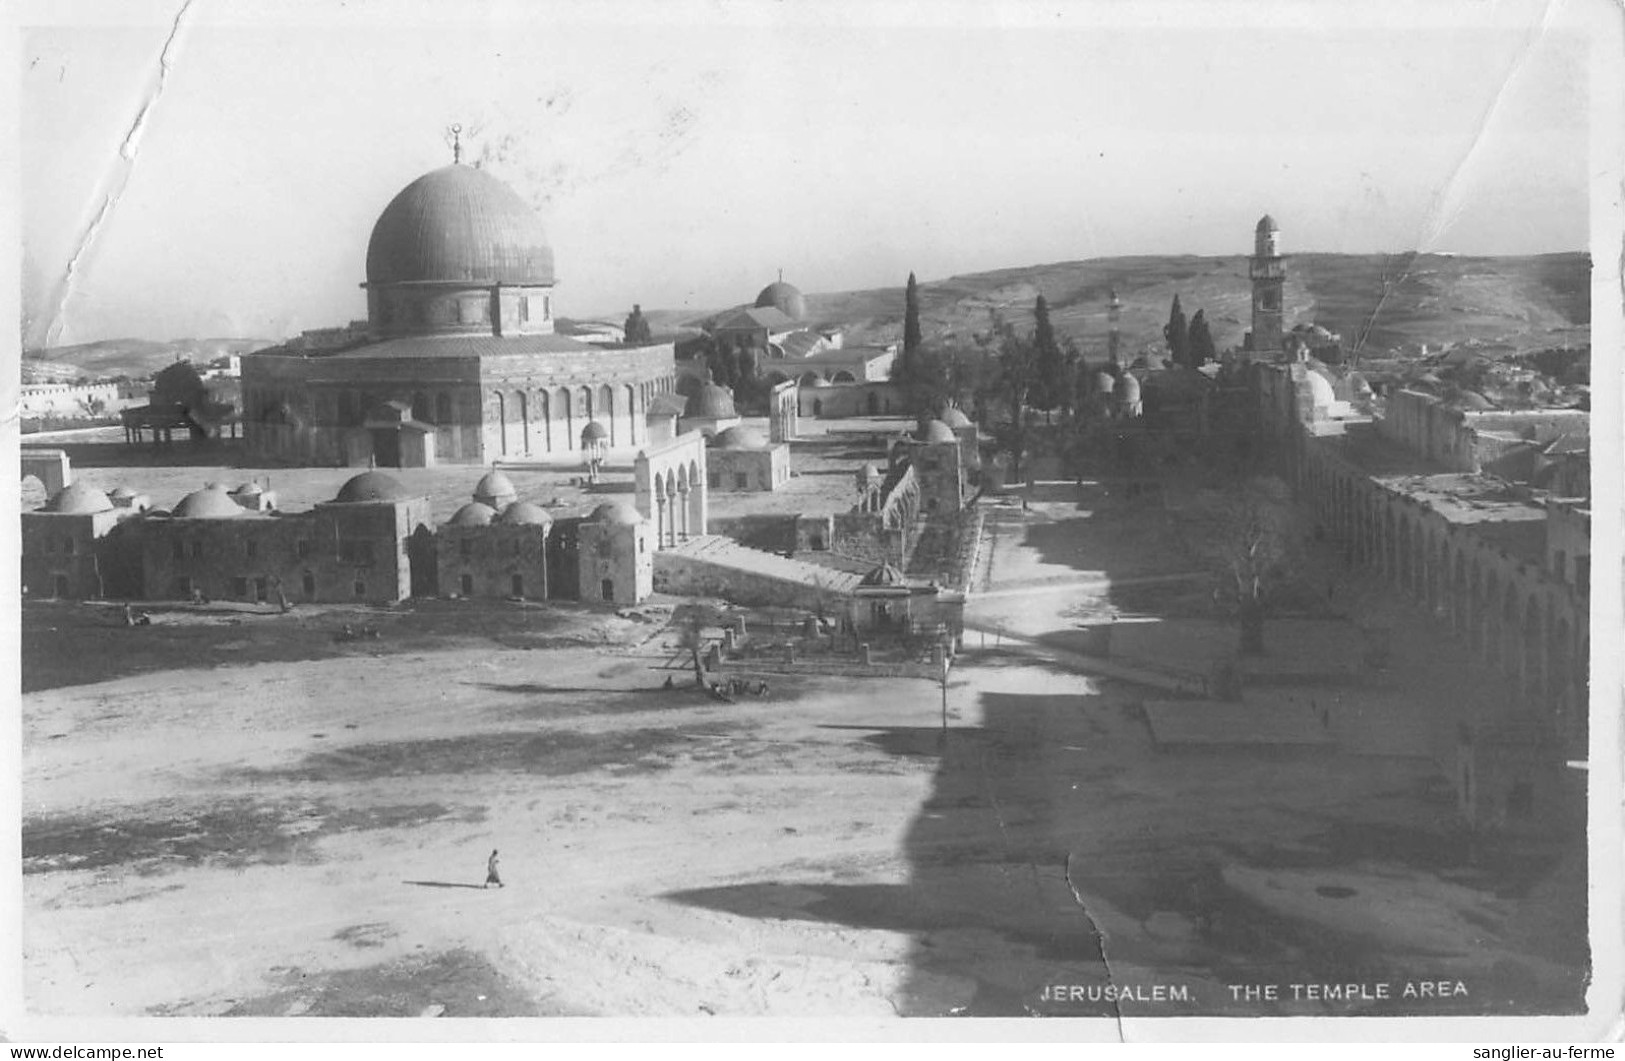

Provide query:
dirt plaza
left=19, top=468, right=1587, bottom=1020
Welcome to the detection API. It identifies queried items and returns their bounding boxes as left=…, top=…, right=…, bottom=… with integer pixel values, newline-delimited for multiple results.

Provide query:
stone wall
left=652, top=551, right=840, bottom=612
left=707, top=514, right=800, bottom=555
left=831, top=511, right=908, bottom=567
left=436, top=524, right=551, bottom=600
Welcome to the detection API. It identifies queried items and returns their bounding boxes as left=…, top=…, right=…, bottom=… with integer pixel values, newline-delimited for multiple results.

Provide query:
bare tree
left=676, top=607, right=709, bottom=687
left=1184, top=475, right=1304, bottom=655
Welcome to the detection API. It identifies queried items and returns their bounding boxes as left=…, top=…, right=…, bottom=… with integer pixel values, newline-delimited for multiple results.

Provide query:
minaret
left=1106, top=287, right=1122, bottom=367
left=1249, top=214, right=1285, bottom=358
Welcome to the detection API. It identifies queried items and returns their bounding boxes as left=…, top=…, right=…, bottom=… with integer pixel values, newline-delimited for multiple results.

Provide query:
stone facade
left=22, top=473, right=656, bottom=608
left=708, top=443, right=790, bottom=492
left=1379, top=389, right=1589, bottom=475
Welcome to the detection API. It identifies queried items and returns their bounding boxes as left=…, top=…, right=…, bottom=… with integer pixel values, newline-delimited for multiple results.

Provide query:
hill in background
left=788, top=252, right=1589, bottom=360
left=21, top=337, right=279, bottom=383
left=24, top=252, right=1586, bottom=382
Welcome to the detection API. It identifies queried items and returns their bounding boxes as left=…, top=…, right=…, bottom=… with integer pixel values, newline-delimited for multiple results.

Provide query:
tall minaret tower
left=1249, top=214, right=1285, bottom=357
left=1106, top=287, right=1122, bottom=367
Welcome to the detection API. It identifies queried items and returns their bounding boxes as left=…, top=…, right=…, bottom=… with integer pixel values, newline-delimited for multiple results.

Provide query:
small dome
left=1118, top=374, right=1142, bottom=401
left=939, top=406, right=972, bottom=429
left=915, top=419, right=957, bottom=444
left=230, top=482, right=262, bottom=496
left=754, top=279, right=807, bottom=321
left=805, top=375, right=831, bottom=388
left=172, top=485, right=244, bottom=519
left=473, top=470, right=517, bottom=507
left=714, top=425, right=767, bottom=450
left=107, top=486, right=137, bottom=501
left=1094, top=371, right=1117, bottom=394
left=1456, top=390, right=1495, bottom=411
left=859, top=461, right=882, bottom=479
left=860, top=562, right=906, bottom=588
left=449, top=501, right=497, bottom=526
left=589, top=501, right=642, bottom=526
left=1257, top=214, right=1279, bottom=233
left=689, top=383, right=737, bottom=419
left=581, top=420, right=608, bottom=442
left=335, top=471, right=414, bottom=503
left=46, top=483, right=114, bottom=515
left=499, top=501, right=554, bottom=527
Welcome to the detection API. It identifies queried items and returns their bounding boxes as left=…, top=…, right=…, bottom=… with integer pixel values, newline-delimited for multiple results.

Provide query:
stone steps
left=667, top=535, right=863, bottom=595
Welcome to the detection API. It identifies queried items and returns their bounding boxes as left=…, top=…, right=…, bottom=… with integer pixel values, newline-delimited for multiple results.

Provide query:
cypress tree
left=1164, top=294, right=1189, bottom=368
left=1189, top=309, right=1217, bottom=366
left=1030, top=295, right=1065, bottom=420
left=903, top=272, right=923, bottom=366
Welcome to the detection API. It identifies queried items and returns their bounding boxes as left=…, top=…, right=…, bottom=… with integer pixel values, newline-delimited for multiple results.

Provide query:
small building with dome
left=20, top=483, right=140, bottom=599
left=242, top=159, right=679, bottom=468
left=679, top=381, right=743, bottom=438
left=707, top=424, right=790, bottom=493
left=578, top=501, right=653, bottom=605
left=23, top=465, right=659, bottom=608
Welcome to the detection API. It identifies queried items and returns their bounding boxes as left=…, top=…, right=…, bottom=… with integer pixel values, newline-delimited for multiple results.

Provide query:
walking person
left=484, top=849, right=504, bottom=889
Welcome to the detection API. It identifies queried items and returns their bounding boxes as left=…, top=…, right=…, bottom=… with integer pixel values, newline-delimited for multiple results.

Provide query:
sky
left=16, top=0, right=1605, bottom=348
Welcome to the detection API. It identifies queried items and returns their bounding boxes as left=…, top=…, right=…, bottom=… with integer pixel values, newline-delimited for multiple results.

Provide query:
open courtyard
left=20, top=446, right=1587, bottom=1020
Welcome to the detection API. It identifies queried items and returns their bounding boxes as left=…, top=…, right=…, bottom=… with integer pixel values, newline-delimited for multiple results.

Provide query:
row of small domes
left=42, top=471, right=641, bottom=527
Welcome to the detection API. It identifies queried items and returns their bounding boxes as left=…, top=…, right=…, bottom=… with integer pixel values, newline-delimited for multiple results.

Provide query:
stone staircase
left=654, top=535, right=863, bottom=610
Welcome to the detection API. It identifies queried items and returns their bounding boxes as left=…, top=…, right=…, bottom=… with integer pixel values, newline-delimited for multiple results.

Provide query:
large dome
left=365, top=165, right=556, bottom=286
left=754, top=280, right=806, bottom=321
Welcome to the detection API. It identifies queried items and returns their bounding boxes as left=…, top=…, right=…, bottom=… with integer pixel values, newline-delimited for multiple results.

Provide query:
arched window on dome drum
left=514, top=391, right=528, bottom=456
left=625, top=384, right=638, bottom=446
left=411, top=392, right=431, bottom=423
left=557, top=388, right=573, bottom=450
left=519, top=296, right=530, bottom=324
left=580, top=387, right=594, bottom=425
left=536, top=390, right=550, bottom=452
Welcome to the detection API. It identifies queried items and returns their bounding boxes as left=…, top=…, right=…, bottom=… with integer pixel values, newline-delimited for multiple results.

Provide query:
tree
left=733, top=343, right=764, bottom=408
left=1183, top=475, right=1304, bottom=655
left=705, top=340, right=738, bottom=390
left=1164, top=294, right=1189, bottom=368
left=1058, top=335, right=1082, bottom=422
left=991, top=312, right=1037, bottom=483
left=623, top=304, right=653, bottom=344
left=1188, top=309, right=1217, bottom=367
left=1028, top=294, right=1066, bottom=422
left=903, top=271, right=923, bottom=366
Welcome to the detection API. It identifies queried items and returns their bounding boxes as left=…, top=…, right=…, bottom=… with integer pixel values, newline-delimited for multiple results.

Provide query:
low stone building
left=707, top=426, right=790, bottom=492
left=436, top=494, right=554, bottom=601
left=20, top=484, right=141, bottom=600
left=578, top=501, right=652, bottom=605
